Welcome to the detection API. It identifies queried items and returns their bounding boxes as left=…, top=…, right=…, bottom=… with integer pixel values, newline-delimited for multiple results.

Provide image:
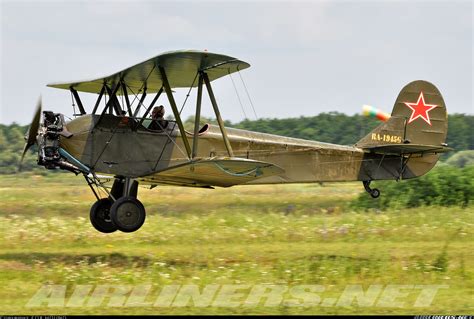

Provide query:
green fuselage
left=58, top=114, right=437, bottom=187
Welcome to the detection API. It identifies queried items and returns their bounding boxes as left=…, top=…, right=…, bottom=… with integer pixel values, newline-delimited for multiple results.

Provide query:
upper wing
left=47, top=50, right=250, bottom=94
left=137, top=157, right=285, bottom=188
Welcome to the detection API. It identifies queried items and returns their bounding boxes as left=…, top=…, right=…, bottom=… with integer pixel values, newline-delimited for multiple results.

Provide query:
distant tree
left=447, top=114, right=471, bottom=151
left=0, top=129, right=7, bottom=151
left=1, top=114, right=472, bottom=174
left=446, top=150, right=474, bottom=168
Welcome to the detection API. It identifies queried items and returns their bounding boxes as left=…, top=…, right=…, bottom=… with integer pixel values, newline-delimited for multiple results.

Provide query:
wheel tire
left=110, top=197, right=146, bottom=233
left=90, top=198, right=118, bottom=233
left=370, top=188, right=380, bottom=198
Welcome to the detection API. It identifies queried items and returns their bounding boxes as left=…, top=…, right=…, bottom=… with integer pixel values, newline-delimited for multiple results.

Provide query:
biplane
left=20, top=50, right=451, bottom=233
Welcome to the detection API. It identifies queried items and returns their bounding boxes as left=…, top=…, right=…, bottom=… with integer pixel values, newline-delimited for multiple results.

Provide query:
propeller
left=19, top=97, right=42, bottom=171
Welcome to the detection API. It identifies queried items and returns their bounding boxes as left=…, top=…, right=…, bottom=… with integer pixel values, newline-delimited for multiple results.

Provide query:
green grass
left=0, top=173, right=473, bottom=314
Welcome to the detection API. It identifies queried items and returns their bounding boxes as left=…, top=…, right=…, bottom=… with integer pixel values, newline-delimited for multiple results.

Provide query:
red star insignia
left=403, top=92, right=438, bottom=125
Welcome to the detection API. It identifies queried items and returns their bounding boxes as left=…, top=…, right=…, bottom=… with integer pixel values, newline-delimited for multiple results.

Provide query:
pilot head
left=152, top=105, right=165, bottom=119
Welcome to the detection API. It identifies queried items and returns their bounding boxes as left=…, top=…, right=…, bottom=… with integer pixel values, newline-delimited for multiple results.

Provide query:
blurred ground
left=0, top=174, right=472, bottom=314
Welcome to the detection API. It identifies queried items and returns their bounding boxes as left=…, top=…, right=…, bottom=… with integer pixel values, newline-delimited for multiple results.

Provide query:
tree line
left=1, top=113, right=472, bottom=174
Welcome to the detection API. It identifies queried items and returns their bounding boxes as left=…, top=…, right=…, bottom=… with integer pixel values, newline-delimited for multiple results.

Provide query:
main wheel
left=370, top=188, right=380, bottom=198
left=90, top=198, right=118, bottom=233
left=110, top=197, right=146, bottom=233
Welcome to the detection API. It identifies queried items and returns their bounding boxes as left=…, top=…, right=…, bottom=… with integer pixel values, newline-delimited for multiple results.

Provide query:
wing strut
left=203, top=72, right=234, bottom=157
left=138, top=87, right=163, bottom=128
left=92, top=85, right=105, bottom=114
left=192, top=74, right=204, bottom=158
left=105, top=84, right=123, bottom=116
left=134, top=85, right=147, bottom=117
left=70, top=88, right=86, bottom=115
left=159, top=66, right=192, bottom=159
left=120, top=81, right=133, bottom=117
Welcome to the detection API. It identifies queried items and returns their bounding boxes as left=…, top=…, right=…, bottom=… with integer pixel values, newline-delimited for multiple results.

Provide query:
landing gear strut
left=86, top=175, right=147, bottom=233
left=363, top=180, right=380, bottom=199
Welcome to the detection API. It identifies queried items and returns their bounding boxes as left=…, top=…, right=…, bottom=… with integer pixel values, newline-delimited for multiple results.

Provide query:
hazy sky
left=1, top=0, right=472, bottom=125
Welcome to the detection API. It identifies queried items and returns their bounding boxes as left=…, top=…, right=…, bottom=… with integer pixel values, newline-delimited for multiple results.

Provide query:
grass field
left=0, top=173, right=473, bottom=315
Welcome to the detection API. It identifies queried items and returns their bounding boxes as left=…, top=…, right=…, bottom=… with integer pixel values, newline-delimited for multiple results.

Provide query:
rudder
left=356, top=80, right=449, bottom=180
left=357, top=80, right=448, bottom=148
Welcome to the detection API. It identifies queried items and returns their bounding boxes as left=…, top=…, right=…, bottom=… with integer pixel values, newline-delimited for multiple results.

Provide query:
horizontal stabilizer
left=363, top=144, right=452, bottom=155
left=139, top=158, right=285, bottom=187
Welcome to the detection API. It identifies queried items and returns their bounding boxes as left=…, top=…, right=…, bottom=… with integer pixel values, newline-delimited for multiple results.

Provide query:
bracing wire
left=238, top=71, right=258, bottom=120
left=121, top=90, right=125, bottom=114
left=124, top=84, right=142, bottom=112
left=104, top=87, right=108, bottom=112
left=125, top=65, right=155, bottom=117
left=179, top=72, right=199, bottom=114
left=151, top=71, right=199, bottom=171
left=229, top=72, right=248, bottom=119
left=70, top=91, right=76, bottom=116
left=90, top=72, right=152, bottom=170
